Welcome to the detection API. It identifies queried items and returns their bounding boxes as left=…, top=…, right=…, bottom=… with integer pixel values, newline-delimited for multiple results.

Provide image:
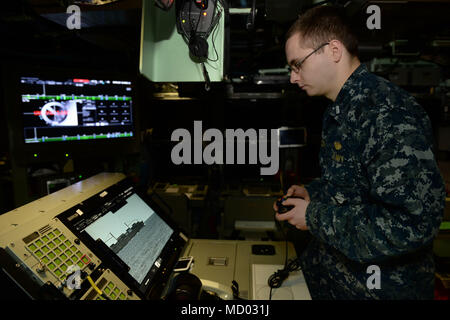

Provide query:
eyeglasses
left=288, top=42, right=329, bottom=74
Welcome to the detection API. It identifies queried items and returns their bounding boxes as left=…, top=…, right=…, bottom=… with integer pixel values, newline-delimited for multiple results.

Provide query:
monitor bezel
left=2, top=63, right=141, bottom=165
left=55, top=178, right=188, bottom=299
left=277, top=126, right=307, bottom=148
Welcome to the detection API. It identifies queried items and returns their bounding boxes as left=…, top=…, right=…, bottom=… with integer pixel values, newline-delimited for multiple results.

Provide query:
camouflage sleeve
left=304, top=178, right=323, bottom=201
left=305, top=102, right=446, bottom=263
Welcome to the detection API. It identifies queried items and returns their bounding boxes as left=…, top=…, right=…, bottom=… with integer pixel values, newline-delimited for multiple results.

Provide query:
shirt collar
left=327, top=63, right=368, bottom=122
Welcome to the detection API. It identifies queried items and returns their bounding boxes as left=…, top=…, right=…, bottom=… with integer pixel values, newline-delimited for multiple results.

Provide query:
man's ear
left=328, top=39, right=343, bottom=63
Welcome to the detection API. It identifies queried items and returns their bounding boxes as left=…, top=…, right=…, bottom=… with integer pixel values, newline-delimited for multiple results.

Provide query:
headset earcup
left=188, top=36, right=209, bottom=59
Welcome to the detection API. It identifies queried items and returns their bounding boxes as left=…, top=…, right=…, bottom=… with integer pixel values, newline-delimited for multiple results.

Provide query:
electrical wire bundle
left=267, top=170, right=302, bottom=300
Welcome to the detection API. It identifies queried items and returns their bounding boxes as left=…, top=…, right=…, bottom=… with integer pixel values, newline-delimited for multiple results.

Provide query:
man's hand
left=273, top=185, right=311, bottom=230
left=274, top=197, right=310, bottom=230
left=286, top=185, right=310, bottom=201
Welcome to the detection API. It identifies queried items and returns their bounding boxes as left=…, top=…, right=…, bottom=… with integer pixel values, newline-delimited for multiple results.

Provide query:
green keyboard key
left=114, top=288, right=120, bottom=295
left=59, top=235, right=66, bottom=241
left=48, top=232, right=55, bottom=239
left=65, top=249, right=72, bottom=256
left=59, top=244, right=67, bottom=250
left=119, top=293, right=126, bottom=300
left=42, top=256, right=49, bottom=264
left=104, top=287, right=111, bottom=294
left=76, top=251, right=83, bottom=258
left=48, top=242, right=55, bottom=249
left=48, top=252, right=55, bottom=259
left=48, top=262, right=55, bottom=270
left=42, top=236, right=49, bottom=242
left=54, top=258, right=61, bottom=265
left=54, top=229, right=61, bottom=235
left=77, top=261, right=84, bottom=268
left=54, top=269, right=62, bottom=277
left=35, top=250, right=43, bottom=258
left=108, top=282, right=114, bottom=289
left=60, top=264, right=67, bottom=272
left=42, top=246, right=49, bottom=253
left=65, top=240, right=72, bottom=246
left=35, top=240, right=43, bottom=247
left=28, top=244, right=37, bottom=251
left=54, top=238, right=61, bottom=245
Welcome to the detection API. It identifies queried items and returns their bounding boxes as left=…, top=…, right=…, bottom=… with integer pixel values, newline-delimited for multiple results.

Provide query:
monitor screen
left=57, top=179, right=186, bottom=297
left=20, top=76, right=134, bottom=144
left=278, top=127, right=306, bottom=148
left=83, top=193, right=173, bottom=285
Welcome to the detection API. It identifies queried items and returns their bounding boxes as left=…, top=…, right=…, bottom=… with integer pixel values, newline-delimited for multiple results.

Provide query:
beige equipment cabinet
left=0, top=172, right=140, bottom=300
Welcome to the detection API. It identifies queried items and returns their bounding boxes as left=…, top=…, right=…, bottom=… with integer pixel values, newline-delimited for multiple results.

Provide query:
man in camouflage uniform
left=275, top=6, right=445, bottom=299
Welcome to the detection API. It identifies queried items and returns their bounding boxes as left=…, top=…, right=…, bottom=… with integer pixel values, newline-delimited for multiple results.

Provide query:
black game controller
left=276, top=196, right=295, bottom=214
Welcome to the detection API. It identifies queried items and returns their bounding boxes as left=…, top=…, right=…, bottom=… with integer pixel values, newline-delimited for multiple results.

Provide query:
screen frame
left=2, top=63, right=141, bottom=165
left=55, top=178, right=188, bottom=299
left=277, top=126, right=307, bottom=148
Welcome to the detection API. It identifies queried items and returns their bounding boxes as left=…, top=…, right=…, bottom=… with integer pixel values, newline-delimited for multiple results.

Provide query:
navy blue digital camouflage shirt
left=302, top=63, right=445, bottom=299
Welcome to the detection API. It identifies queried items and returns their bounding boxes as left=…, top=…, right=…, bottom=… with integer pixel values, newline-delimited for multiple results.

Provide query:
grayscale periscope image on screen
left=83, top=194, right=174, bottom=284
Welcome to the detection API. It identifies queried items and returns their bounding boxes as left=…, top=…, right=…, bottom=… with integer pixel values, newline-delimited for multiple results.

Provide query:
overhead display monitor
left=2, top=65, right=141, bottom=164
left=20, top=76, right=134, bottom=144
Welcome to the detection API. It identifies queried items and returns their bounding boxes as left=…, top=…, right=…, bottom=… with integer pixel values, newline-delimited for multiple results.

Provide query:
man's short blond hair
left=286, top=5, right=359, bottom=57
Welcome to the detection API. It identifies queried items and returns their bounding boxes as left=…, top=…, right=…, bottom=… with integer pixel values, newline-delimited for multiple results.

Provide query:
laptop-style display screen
left=57, top=179, right=186, bottom=297
left=83, top=193, right=173, bottom=285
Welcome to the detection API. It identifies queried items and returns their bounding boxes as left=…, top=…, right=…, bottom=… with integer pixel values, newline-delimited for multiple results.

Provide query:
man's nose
left=290, top=71, right=301, bottom=84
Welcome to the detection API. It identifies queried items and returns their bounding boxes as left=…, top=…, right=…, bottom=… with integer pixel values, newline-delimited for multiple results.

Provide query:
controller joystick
left=276, top=197, right=295, bottom=214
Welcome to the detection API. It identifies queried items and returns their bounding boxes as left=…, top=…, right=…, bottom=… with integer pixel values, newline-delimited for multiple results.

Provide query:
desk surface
left=252, top=264, right=311, bottom=300
left=183, top=239, right=311, bottom=300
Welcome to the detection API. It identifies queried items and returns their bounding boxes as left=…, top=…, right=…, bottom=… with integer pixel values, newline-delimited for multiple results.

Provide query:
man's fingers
left=285, top=188, right=294, bottom=197
left=292, top=187, right=310, bottom=201
left=282, top=198, right=307, bottom=206
left=286, top=185, right=309, bottom=198
left=296, top=187, right=308, bottom=196
left=275, top=211, right=293, bottom=221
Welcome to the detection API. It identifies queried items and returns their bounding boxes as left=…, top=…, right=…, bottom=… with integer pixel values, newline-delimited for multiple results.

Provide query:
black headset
left=188, top=34, right=209, bottom=61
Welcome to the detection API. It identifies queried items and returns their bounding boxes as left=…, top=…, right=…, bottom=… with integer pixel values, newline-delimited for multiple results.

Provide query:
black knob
left=127, top=289, right=133, bottom=296
left=74, top=239, right=81, bottom=245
